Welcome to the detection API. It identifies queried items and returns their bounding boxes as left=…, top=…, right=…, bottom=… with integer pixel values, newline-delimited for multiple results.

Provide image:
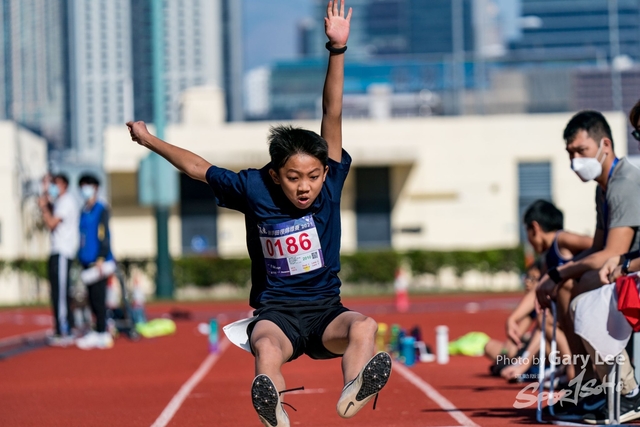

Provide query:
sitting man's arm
left=556, top=227, right=635, bottom=280
left=536, top=227, right=634, bottom=308
left=600, top=246, right=640, bottom=283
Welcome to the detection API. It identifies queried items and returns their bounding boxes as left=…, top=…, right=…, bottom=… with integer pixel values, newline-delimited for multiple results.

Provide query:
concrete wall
left=0, top=121, right=49, bottom=260
left=0, top=122, right=49, bottom=305
left=104, top=88, right=628, bottom=258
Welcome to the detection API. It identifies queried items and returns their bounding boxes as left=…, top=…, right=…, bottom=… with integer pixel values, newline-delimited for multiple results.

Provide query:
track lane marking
left=0, top=328, right=50, bottom=346
left=150, top=337, right=230, bottom=427
left=394, top=362, right=481, bottom=427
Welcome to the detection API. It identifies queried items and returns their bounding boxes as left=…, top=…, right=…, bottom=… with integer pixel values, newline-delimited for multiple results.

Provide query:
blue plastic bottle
left=209, top=318, right=219, bottom=353
left=401, top=336, right=416, bottom=366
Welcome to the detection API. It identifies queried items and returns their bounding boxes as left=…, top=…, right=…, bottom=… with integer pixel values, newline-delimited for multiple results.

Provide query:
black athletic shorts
left=247, top=296, right=350, bottom=361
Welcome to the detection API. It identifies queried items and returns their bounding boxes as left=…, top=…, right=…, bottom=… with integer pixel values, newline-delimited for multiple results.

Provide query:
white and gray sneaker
left=76, top=331, right=114, bottom=350
left=337, top=351, right=392, bottom=418
left=251, top=375, right=303, bottom=427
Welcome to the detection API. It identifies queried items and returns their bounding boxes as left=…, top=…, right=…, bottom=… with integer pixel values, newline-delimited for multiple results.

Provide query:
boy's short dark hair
left=54, top=173, right=69, bottom=186
left=523, top=199, right=564, bottom=232
left=563, top=110, right=614, bottom=150
left=78, top=173, right=100, bottom=187
left=268, top=125, right=329, bottom=171
left=630, top=99, right=640, bottom=129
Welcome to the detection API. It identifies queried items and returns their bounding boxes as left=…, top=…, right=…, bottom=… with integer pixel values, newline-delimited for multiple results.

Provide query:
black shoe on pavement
left=582, top=392, right=640, bottom=425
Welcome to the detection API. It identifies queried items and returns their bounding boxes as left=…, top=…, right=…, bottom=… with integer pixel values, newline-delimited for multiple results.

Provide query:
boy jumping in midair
left=127, top=2, right=391, bottom=426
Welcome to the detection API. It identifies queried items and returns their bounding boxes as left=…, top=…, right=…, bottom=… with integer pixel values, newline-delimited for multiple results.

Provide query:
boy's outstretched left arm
left=126, top=120, right=212, bottom=183
left=321, top=0, right=351, bottom=163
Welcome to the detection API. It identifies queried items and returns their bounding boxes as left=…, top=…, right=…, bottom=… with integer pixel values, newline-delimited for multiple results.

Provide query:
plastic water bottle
left=209, top=318, right=219, bottom=353
left=401, top=336, right=416, bottom=366
left=376, top=322, right=388, bottom=352
left=436, top=325, right=449, bottom=364
left=131, top=277, right=147, bottom=325
left=410, top=325, right=423, bottom=360
left=390, top=324, right=401, bottom=358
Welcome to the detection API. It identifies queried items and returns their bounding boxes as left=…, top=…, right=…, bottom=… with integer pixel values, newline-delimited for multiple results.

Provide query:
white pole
left=536, top=308, right=547, bottom=423
left=608, top=0, right=622, bottom=111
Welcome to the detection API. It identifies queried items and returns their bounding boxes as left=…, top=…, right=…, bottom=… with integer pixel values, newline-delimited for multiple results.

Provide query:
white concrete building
left=104, top=87, right=628, bottom=260
left=0, top=121, right=49, bottom=304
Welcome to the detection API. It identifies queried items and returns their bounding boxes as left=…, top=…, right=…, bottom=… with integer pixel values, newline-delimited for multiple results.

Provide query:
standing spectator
left=75, top=174, right=115, bottom=350
left=38, top=173, right=79, bottom=346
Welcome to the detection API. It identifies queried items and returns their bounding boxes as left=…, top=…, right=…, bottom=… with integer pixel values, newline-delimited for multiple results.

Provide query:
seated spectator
left=485, top=261, right=540, bottom=375
left=536, top=110, right=640, bottom=422
left=486, top=200, right=591, bottom=383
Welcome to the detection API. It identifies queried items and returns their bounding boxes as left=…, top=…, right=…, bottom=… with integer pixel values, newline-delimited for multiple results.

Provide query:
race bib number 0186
left=258, top=215, right=324, bottom=277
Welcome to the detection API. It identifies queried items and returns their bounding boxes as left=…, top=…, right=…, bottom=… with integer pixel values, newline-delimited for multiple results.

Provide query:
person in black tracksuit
left=75, top=174, right=115, bottom=350
left=39, top=173, right=79, bottom=345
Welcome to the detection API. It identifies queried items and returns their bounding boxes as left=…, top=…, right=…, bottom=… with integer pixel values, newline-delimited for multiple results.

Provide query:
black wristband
left=624, top=250, right=640, bottom=263
left=548, top=267, right=563, bottom=284
left=325, top=41, right=347, bottom=54
left=622, top=258, right=632, bottom=275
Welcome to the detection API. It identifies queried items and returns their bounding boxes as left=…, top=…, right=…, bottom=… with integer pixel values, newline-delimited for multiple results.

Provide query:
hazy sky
left=243, top=0, right=314, bottom=71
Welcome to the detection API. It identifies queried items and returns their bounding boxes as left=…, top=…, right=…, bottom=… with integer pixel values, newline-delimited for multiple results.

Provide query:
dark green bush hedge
left=4, top=247, right=524, bottom=287
left=173, top=257, right=252, bottom=288
left=406, top=247, right=525, bottom=276
left=7, top=259, right=48, bottom=279
left=340, top=250, right=401, bottom=284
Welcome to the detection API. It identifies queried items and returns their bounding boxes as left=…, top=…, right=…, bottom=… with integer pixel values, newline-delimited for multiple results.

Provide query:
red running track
left=0, top=294, right=558, bottom=427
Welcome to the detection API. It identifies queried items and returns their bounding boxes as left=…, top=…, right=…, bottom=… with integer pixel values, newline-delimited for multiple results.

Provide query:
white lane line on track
left=0, top=328, right=51, bottom=346
left=393, top=362, right=481, bottom=427
left=150, top=337, right=230, bottom=427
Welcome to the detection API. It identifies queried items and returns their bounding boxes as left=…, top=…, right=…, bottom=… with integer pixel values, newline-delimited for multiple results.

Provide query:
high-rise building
left=130, top=0, right=153, bottom=124
left=221, top=0, right=243, bottom=121
left=252, top=0, right=498, bottom=119
left=67, top=0, right=133, bottom=164
left=130, top=0, right=226, bottom=126
left=310, top=0, right=475, bottom=58
left=1, top=0, right=230, bottom=165
left=509, top=0, right=640, bottom=61
left=0, top=0, right=69, bottom=149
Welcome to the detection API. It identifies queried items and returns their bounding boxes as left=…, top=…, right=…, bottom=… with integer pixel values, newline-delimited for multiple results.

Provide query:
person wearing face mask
left=535, top=110, right=640, bottom=423
left=38, top=173, right=80, bottom=347
left=74, top=173, right=115, bottom=350
left=599, top=99, right=640, bottom=282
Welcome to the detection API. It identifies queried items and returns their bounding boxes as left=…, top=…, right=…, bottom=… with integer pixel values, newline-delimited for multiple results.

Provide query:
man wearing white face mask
left=599, top=99, right=640, bottom=281
left=75, top=173, right=115, bottom=350
left=535, top=110, right=640, bottom=423
left=38, top=173, right=80, bottom=346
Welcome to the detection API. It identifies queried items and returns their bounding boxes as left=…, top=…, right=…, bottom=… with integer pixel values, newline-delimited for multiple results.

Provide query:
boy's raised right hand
left=325, top=0, right=351, bottom=48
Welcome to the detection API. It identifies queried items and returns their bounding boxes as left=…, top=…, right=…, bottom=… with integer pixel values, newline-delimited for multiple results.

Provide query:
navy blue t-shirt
left=206, top=150, right=352, bottom=308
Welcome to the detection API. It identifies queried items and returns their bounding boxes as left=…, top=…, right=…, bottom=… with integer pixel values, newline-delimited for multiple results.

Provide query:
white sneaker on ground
left=46, top=335, right=75, bottom=347
left=337, top=351, right=392, bottom=418
left=251, top=374, right=290, bottom=427
left=76, top=331, right=114, bottom=350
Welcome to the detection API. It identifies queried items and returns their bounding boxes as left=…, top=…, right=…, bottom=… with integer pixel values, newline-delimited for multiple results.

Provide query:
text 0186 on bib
left=258, top=215, right=325, bottom=277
